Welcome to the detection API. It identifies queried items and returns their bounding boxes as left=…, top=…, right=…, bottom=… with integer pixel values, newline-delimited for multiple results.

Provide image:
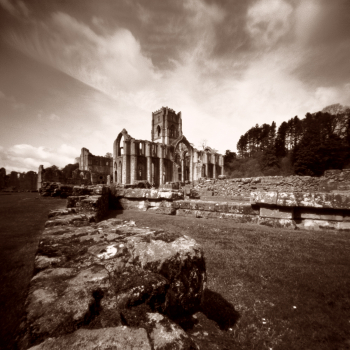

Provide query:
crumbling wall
left=78, top=147, right=112, bottom=184
left=0, top=168, right=38, bottom=191
left=37, top=166, right=91, bottom=191
left=193, top=175, right=321, bottom=198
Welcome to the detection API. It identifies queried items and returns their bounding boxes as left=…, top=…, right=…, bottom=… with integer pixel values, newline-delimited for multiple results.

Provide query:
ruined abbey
left=0, top=107, right=224, bottom=192
left=113, top=106, right=224, bottom=186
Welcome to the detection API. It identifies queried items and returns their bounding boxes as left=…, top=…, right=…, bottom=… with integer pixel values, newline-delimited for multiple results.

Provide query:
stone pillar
left=122, top=140, right=131, bottom=184
left=145, top=142, right=152, bottom=183
left=189, top=151, right=193, bottom=182
left=122, top=155, right=127, bottom=184
left=130, top=139, right=137, bottom=184
left=213, top=156, right=216, bottom=179
left=118, top=160, right=122, bottom=184
left=107, top=175, right=111, bottom=186
left=37, top=165, right=44, bottom=190
left=181, top=158, right=185, bottom=182
left=159, top=158, right=164, bottom=185
left=205, top=163, right=209, bottom=178
left=159, top=144, right=164, bottom=185
left=220, top=156, right=224, bottom=175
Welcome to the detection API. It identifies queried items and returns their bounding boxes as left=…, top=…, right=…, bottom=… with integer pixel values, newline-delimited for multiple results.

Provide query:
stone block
left=174, top=201, right=191, bottom=210
left=296, top=219, right=338, bottom=231
left=338, top=184, right=350, bottom=191
left=250, top=191, right=277, bottom=205
left=276, top=192, right=297, bottom=206
left=294, top=192, right=315, bottom=207
left=176, top=209, right=197, bottom=217
left=227, top=203, right=259, bottom=215
left=313, top=192, right=333, bottom=208
left=147, top=207, right=176, bottom=215
left=219, top=213, right=259, bottom=223
left=324, top=169, right=341, bottom=178
left=260, top=206, right=294, bottom=219
left=333, top=193, right=350, bottom=209
left=318, top=178, right=338, bottom=192
left=294, top=208, right=343, bottom=221
left=145, top=189, right=161, bottom=199
left=124, top=188, right=146, bottom=199
left=336, top=221, right=350, bottom=230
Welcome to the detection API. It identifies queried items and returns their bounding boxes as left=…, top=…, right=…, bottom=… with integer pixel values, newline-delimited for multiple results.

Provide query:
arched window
left=169, top=124, right=175, bottom=138
left=157, top=125, right=161, bottom=137
left=118, top=135, right=124, bottom=156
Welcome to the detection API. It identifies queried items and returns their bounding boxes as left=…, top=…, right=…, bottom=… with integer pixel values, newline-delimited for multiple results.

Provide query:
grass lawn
left=107, top=210, right=350, bottom=350
left=0, top=193, right=66, bottom=350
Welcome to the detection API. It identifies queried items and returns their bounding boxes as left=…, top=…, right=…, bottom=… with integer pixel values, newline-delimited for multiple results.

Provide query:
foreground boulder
left=18, top=211, right=206, bottom=350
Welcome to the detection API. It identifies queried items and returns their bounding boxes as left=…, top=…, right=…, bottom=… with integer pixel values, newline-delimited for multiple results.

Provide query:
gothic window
left=157, top=125, right=161, bottom=137
left=118, top=135, right=124, bottom=156
left=169, top=124, right=175, bottom=138
left=138, top=166, right=142, bottom=179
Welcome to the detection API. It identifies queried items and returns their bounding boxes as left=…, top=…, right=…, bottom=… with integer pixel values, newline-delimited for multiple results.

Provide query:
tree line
left=225, top=104, right=350, bottom=177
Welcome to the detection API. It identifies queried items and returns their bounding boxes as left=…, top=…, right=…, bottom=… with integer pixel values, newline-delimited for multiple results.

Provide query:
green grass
left=0, top=193, right=66, bottom=350
left=109, top=210, right=350, bottom=350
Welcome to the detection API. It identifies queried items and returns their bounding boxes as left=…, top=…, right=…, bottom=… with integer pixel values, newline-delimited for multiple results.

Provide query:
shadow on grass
left=200, top=289, right=240, bottom=330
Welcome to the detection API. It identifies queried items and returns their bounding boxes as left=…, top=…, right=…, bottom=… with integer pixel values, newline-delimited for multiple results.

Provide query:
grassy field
left=0, top=193, right=66, bottom=350
left=1, top=194, right=349, bottom=350
left=108, top=210, right=350, bottom=350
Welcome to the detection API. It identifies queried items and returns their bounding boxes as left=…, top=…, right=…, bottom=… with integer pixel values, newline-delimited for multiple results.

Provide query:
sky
left=0, top=0, right=350, bottom=173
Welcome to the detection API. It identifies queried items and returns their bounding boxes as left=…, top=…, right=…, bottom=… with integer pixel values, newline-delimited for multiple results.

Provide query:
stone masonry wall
left=193, top=169, right=350, bottom=199
left=193, top=175, right=321, bottom=198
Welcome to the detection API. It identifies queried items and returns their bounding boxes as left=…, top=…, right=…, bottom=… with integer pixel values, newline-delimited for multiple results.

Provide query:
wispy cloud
left=0, top=143, right=79, bottom=172
left=0, top=90, right=25, bottom=109
left=0, top=0, right=29, bottom=18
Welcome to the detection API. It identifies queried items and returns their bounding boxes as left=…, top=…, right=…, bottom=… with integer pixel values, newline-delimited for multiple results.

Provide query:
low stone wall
left=251, top=191, right=350, bottom=230
left=111, top=187, right=350, bottom=231
left=193, top=176, right=321, bottom=198
left=17, top=209, right=206, bottom=349
left=193, top=169, right=350, bottom=199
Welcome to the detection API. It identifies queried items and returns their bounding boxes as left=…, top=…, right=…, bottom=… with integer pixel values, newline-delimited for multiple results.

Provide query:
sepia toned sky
left=0, top=0, right=350, bottom=172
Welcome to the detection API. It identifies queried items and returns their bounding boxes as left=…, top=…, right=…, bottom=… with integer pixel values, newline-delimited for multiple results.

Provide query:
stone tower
left=151, top=107, right=182, bottom=145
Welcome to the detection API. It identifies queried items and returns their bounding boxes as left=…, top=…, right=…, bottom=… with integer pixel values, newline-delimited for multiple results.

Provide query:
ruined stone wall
left=0, top=168, right=38, bottom=191
left=79, top=147, right=113, bottom=182
left=193, top=175, right=321, bottom=198
left=319, top=169, right=350, bottom=192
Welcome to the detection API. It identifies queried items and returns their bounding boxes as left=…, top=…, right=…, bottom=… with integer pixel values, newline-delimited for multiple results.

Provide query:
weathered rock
left=27, top=327, right=152, bottom=350
left=121, top=305, right=198, bottom=350
left=19, top=217, right=206, bottom=349
left=250, top=191, right=278, bottom=205
left=260, top=206, right=294, bottom=219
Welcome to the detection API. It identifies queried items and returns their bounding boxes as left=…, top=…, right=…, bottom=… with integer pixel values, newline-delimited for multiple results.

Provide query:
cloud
left=246, top=0, right=293, bottom=47
left=0, top=143, right=79, bottom=172
left=0, top=0, right=29, bottom=18
left=1, top=0, right=350, bottom=156
left=0, top=89, right=25, bottom=109
left=48, top=113, right=60, bottom=121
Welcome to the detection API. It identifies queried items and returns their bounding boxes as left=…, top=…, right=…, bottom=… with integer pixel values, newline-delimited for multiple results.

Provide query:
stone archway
left=173, top=136, right=193, bottom=182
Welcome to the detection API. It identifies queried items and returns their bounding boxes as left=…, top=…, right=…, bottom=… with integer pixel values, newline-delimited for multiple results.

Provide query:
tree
left=62, top=163, right=79, bottom=178
left=105, top=152, right=113, bottom=158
